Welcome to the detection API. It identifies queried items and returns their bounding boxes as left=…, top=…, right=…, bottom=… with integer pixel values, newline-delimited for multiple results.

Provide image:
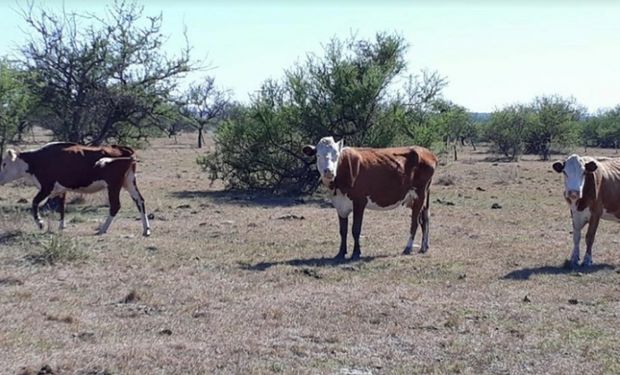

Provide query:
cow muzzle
left=321, top=168, right=336, bottom=184
left=566, top=190, right=580, bottom=201
left=322, top=169, right=335, bottom=179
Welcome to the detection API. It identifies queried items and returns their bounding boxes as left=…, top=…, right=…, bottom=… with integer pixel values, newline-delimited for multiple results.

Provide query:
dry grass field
left=2, top=131, right=620, bottom=374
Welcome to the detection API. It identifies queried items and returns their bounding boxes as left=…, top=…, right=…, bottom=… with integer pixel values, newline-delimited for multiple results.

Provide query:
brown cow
left=303, top=136, right=437, bottom=260
left=553, top=154, right=620, bottom=267
left=0, top=142, right=150, bottom=236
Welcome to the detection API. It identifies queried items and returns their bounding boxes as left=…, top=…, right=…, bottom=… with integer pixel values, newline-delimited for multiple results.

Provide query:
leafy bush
left=203, top=33, right=438, bottom=195
left=485, top=105, right=533, bottom=160
left=486, top=96, right=584, bottom=160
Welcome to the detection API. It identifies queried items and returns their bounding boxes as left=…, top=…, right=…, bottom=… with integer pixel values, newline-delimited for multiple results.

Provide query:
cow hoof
left=403, top=247, right=412, bottom=255
left=564, top=259, right=579, bottom=269
left=143, top=229, right=151, bottom=237
left=581, top=257, right=592, bottom=267
left=96, top=229, right=106, bottom=236
left=419, top=247, right=429, bottom=254
left=350, top=252, right=361, bottom=261
left=334, top=252, right=346, bottom=261
left=36, top=220, right=44, bottom=230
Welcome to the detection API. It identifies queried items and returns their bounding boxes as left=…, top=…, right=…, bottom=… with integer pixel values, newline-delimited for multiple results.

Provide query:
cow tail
left=425, top=179, right=432, bottom=211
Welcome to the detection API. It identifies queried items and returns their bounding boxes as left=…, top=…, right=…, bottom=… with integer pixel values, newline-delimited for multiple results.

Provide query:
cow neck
left=576, top=172, right=597, bottom=211
left=329, top=148, right=350, bottom=196
left=18, top=151, right=36, bottom=175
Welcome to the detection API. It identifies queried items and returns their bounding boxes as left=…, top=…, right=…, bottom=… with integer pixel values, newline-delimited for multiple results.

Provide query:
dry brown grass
left=2, top=134, right=620, bottom=374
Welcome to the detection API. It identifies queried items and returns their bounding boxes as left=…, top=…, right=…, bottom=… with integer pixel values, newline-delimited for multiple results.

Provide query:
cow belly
left=601, top=209, right=620, bottom=222
left=367, top=189, right=418, bottom=211
left=53, top=180, right=108, bottom=195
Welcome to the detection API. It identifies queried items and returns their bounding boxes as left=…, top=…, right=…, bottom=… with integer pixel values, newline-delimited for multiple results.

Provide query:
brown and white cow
left=552, top=154, right=620, bottom=267
left=0, top=142, right=150, bottom=236
left=303, top=136, right=437, bottom=260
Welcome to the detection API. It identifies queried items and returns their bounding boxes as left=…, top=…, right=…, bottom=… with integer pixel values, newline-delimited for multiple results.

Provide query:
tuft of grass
left=69, top=215, right=86, bottom=224
left=45, top=313, right=74, bottom=324
left=435, top=174, right=457, bottom=186
left=68, top=194, right=86, bottom=205
left=120, top=290, right=141, bottom=304
left=26, top=234, right=87, bottom=265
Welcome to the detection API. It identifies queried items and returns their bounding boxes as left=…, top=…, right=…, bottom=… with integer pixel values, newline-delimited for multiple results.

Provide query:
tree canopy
left=20, top=0, right=194, bottom=145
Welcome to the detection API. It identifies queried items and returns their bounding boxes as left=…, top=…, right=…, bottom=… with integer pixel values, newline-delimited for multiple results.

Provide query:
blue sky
left=1, top=1, right=618, bottom=113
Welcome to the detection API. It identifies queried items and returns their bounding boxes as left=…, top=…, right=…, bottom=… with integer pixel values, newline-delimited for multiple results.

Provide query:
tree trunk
left=197, top=127, right=204, bottom=148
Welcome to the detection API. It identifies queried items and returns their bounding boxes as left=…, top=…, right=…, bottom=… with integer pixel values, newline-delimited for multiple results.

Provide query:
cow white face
left=552, top=154, right=597, bottom=202
left=0, top=149, right=28, bottom=185
left=302, top=137, right=344, bottom=185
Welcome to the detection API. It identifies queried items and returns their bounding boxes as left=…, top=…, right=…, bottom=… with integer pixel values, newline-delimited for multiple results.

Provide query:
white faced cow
left=303, top=137, right=438, bottom=260
left=553, top=154, right=620, bottom=267
left=0, top=142, right=150, bottom=236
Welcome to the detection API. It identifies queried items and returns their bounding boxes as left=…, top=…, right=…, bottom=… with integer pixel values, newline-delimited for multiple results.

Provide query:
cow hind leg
left=124, top=169, right=151, bottom=236
left=98, top=186, right=121, bottom=235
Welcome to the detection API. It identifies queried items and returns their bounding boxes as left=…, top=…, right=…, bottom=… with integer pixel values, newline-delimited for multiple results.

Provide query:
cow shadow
left=239, top=254, right=392, bottom=271
left=502, top=263, right=616, bottom=280
left=170, top=189, right=330, bottom=208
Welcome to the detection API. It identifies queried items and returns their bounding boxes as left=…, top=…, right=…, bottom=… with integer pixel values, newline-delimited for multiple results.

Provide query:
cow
left=0, top=142, right=151, bottom=236
left=552, top=154, right=620, bottom=267
left=302, top=136, right=438, bottom=260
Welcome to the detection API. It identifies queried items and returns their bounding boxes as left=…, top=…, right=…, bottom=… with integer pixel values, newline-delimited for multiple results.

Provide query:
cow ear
left=337, top=139, right=344, bottom=151
left=6, top=149, right=17, bottom=162
left=552, top=161, right=564, bottom=173
left=302, top=145, right=316, bottom=156
left=585, top=161, right=598, bottom=173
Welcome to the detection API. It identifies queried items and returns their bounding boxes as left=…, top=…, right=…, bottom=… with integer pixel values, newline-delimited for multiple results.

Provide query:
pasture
left=1, top=132, right=620, bottom=375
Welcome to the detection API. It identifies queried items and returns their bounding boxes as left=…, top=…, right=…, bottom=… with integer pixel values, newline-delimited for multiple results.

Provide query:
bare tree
left=183, top=77, right=231, bottom=148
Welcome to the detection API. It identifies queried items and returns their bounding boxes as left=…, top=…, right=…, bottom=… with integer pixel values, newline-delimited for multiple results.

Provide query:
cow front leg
left=32, top=187, right=52, bottom=230
left=335, top=215, right=348, bottom=260
left=351, top=200, right=366, bottom=260
left=582, top=216, right=600, bottom=267
left=404, top=194, right=425, bottom=255
left=569, top=210, right=588, bottom=267
left=57, top=193, right=67, bottom=230
left=419, top=203, right=430, bottom=253
left=98, top=186, right=121, bottom=235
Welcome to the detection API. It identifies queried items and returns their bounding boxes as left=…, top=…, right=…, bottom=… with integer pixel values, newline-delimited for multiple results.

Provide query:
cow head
left=0, top=149, right=28, bottom=185
left=552, top=154, right=597, bottom=202
left=302, top=136, right=344, bottom=185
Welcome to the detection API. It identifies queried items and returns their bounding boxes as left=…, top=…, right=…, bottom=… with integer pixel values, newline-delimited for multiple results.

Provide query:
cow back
left=334, top=146, right=437, bottom=207
left=590, top=158, right=620, bottom=216
left=19, top=143, right=135, bottom=189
